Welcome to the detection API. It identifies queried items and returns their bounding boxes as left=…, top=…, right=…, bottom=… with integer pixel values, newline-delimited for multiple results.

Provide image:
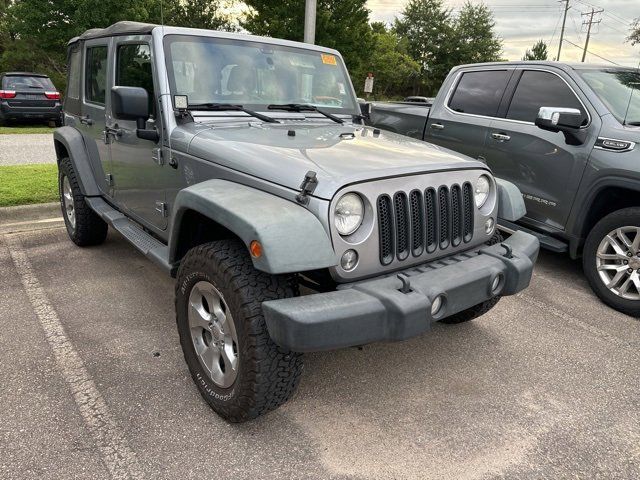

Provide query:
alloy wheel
left=596, top=226, right=640, bottom=300
left=188, top=281, right=239, bottom=388
left=62, top=175, right=76, bottom=229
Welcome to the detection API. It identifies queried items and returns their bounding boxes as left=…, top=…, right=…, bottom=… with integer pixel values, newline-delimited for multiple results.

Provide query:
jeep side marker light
left=249, top=240, right=263, bottom=258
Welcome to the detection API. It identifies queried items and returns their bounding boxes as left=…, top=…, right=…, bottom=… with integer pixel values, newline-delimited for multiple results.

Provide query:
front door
left=483, top=69, right=598, bottom=230
left=426, top=68, right=514, bottom=160
left=108, top=37, right=171, bottom=231
left=77, top=39, right=112, bottom=196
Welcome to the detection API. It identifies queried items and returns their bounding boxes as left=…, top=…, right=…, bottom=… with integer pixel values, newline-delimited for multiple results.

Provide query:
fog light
left=431, top=295, right=444, bottom=316
left=340, top=249, right=358, bottom=271
left=485, top=218, right=495, bottom=235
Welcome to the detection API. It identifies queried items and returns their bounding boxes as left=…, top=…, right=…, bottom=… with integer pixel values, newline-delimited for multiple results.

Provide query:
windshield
left=2, top=75, right=54, bottom=90
left=578, top=69, right=640, bottom=125
left=163, top=34, right=357, bottom=115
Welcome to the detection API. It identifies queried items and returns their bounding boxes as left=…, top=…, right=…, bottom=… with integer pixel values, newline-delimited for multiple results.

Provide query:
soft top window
left=2, top=75, right=55, bottom=90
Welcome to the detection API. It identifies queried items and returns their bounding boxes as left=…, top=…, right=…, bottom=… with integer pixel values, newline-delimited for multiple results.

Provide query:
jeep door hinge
left=296, top=170, right=318, bottom=205
left=152, top=148, right=164, bottom=166
left=105, top=173, right=114, bottom=186
left=155, top=201, right=168, bottom=217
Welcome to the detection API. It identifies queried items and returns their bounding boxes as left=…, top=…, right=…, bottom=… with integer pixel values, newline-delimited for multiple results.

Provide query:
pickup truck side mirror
left=111, top=86, right=159, bottom=142
left=535, top=107, right=586, bottom=145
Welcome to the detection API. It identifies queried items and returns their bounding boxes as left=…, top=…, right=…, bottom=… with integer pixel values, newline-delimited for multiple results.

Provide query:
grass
left=0, top=126, right=56, bottom=135
left=0, top=163, right=59, bottom=207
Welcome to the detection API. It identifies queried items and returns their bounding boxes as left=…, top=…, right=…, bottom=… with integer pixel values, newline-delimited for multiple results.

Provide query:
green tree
left=393, top=0, right=452, bottom=94
left=522, top=39, right=548, bottom=60
left=394, top=0, right=503, bottom=94
left=357, top=29, right=420, bottom=98
left=242, top=0, right=373, bottom=87
left=452, top=2, right=502, bottom=64
left=628, top=17, right=640, bottom=45
left=171, top=0, right=235, bottom=31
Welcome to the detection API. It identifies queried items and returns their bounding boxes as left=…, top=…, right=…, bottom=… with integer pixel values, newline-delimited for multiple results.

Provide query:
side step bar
left=498, top=219, right=568, bottom=253
left=85, top=197, right=174, bottom=274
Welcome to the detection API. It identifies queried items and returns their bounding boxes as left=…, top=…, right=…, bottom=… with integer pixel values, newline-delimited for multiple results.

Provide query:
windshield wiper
left=267, top=103, right=344, bottom=124
left=187, top=103, right=279, bottom=123
left=625, top=121, right=640, bottom=126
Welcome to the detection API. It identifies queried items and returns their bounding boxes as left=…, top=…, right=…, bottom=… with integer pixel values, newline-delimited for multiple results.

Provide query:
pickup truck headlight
left=334, top=193, right=364, bottom=235
left=474, top=175, right=491, bottom=208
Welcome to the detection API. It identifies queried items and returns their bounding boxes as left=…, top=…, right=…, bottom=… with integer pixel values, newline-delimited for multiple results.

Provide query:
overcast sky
left=367, top=0, right=640, bottom=66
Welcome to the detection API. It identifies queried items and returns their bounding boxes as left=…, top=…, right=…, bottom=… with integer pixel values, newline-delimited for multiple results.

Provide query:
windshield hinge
left=296, top=171, right=318, bottom=205
left=152, top=148, right=164, bottom=166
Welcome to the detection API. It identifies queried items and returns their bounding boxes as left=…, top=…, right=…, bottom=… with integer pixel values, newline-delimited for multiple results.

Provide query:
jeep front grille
left=376, top=183, right=474, bottom=265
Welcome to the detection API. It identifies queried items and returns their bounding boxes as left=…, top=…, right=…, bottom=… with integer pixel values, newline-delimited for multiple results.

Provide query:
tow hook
left=397, top=273, right=413, bottom=294
left=500, top=243, right=514, bottom=259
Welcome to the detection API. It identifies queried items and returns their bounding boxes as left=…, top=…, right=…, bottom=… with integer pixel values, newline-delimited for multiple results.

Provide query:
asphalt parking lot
left=1, top=223, right=639, bottom=479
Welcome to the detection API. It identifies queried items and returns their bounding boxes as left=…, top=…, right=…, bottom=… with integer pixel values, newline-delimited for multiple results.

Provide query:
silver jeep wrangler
left=54, top=22, right=539, bottom=422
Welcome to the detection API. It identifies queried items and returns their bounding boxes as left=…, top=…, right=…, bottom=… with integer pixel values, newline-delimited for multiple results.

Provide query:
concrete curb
left=0, top=202, right=63, bottom=234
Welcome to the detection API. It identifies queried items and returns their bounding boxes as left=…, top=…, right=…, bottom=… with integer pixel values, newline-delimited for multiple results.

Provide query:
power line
left=563, top=38, right=622, bottom=65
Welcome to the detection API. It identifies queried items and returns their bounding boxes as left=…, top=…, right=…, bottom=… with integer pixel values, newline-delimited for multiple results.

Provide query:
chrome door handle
left=491, top=132, right=511, bottom=142
left=430, top=123, right=445, bottom=130
left=79, top=115, right=93, bottom=126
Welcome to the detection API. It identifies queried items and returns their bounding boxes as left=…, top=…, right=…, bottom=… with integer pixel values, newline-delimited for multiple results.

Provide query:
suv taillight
left=44, top=91, right=60, bottom=100
left=0, top=90, right=17, bottom=99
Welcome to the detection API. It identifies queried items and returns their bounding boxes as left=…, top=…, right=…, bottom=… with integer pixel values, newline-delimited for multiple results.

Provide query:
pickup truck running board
left=85, top=197, right=174, bottom=274
left=498, top=219, right=568, bottom=253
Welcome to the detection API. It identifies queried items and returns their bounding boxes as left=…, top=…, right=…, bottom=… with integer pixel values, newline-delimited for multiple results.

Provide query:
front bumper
left=263, top=231, right=539, bottom=352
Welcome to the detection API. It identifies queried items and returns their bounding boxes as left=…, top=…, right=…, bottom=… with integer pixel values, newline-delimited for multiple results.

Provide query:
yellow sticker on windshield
left=321, top=54, right=337, bottom=65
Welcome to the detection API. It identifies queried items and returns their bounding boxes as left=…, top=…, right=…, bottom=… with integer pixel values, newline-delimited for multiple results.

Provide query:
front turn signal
left=249, top=240, right=262, bottom=258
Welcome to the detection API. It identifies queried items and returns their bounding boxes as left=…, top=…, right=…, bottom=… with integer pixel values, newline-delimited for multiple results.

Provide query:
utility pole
left=581, top=7, right=603, bottom=62
left=304, top=0, right=317, bottom=44
left=557, top=0, right=569, bottom=61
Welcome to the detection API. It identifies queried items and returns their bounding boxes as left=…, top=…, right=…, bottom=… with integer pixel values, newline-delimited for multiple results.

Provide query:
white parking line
left=4, top=234, right=143, bottom=480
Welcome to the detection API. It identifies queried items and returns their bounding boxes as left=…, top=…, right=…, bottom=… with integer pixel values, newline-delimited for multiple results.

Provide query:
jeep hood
left=183, top=122, right=487, bottom=200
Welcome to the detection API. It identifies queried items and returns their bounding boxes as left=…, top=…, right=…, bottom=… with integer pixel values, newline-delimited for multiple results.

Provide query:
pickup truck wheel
left=439, top=231, right=504, bottom=324
left=58, top=157, right=108, bottom=246
left=583, top=208, right=640, bottom=317
left=175, top=239, right=303, bottom=422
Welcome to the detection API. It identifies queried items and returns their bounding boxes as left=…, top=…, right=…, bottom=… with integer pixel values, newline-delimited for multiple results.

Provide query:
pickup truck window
left=85, top=45, right=108, bottom=105
left=163, top=34, right=357, bottom=114
left=448, top=70, right=510, bottom=117
left=578, top=69, right=640, bottom=125
left=507, top=70, right=587, bottom=124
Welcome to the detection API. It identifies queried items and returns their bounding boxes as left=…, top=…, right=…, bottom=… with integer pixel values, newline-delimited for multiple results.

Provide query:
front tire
left=58, top=157, right=108, bottom=246
left=583, top=208, right=640, bottom=317
left=175, top=239, right=303, bottom=422
left=439, top=231, right=504, bottom=324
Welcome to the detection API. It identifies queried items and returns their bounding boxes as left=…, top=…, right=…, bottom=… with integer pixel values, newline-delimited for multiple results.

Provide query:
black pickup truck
left=366, top=61, right=640, bottom=317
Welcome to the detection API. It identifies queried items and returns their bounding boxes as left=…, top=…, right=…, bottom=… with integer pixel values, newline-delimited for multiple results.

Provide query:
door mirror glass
left=111, top=86, right=149, bottom=126
left=535, top=107, right=583, bottom=132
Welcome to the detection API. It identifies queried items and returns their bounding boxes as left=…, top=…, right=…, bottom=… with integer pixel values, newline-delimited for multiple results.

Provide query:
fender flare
left=495, top=178, right=526, bottom=223
left=53, top=127, right=100, bottom=196
left=169, top=179, right=338, bottom=274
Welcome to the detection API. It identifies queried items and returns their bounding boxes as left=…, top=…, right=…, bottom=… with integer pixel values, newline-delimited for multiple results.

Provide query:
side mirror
left=535, top=106, right=586, bottom=145
left=111, top=86, right=159, bottom=142
left=359, top=101, right=372, bottom=121
left=535, top=107, right=583, bottom=132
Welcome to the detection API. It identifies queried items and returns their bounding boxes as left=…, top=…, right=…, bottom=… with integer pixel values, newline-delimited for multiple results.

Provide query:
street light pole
left=304, top=0, right=317, bottom=44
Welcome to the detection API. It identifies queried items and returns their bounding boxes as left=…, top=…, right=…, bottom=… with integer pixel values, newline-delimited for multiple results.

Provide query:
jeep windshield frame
left=162, top=34, right=359, bottom=117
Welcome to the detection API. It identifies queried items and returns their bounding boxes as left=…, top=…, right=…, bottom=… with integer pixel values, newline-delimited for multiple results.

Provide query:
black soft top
left=68, top=21, right=157, bottom=45
left=1, top=72, right=50, bottom=78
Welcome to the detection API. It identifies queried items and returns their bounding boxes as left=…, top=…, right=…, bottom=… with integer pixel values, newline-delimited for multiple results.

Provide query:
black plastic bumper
left=263, top=231, right=539, bottom=352
left=0, top=102, right=61, bottom=120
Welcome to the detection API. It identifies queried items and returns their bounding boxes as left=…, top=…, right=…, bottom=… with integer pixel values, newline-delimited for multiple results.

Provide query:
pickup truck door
left=108, top=36, right=173, bottom=232
left=425, top=68, right=514, bottom=160
left=483, top=68, right=598, bottom=230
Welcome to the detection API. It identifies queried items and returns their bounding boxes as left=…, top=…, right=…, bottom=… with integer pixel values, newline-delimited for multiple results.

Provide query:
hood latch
left=296, top=171, right=318, bottom=205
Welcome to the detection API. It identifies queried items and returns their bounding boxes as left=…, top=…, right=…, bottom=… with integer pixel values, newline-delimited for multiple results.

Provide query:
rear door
left=108, top=36, right=170, bottom=231
left=483, top=68, right=597, bottom=230
left=76, top=39, right=112, bottom=196
left=425, top=68, right=514, bottom=160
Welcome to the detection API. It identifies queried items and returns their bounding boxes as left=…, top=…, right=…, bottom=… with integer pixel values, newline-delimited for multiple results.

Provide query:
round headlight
left=334, top=193, right=364, bottom=236
left=475, top=175, right=491, bottom=208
